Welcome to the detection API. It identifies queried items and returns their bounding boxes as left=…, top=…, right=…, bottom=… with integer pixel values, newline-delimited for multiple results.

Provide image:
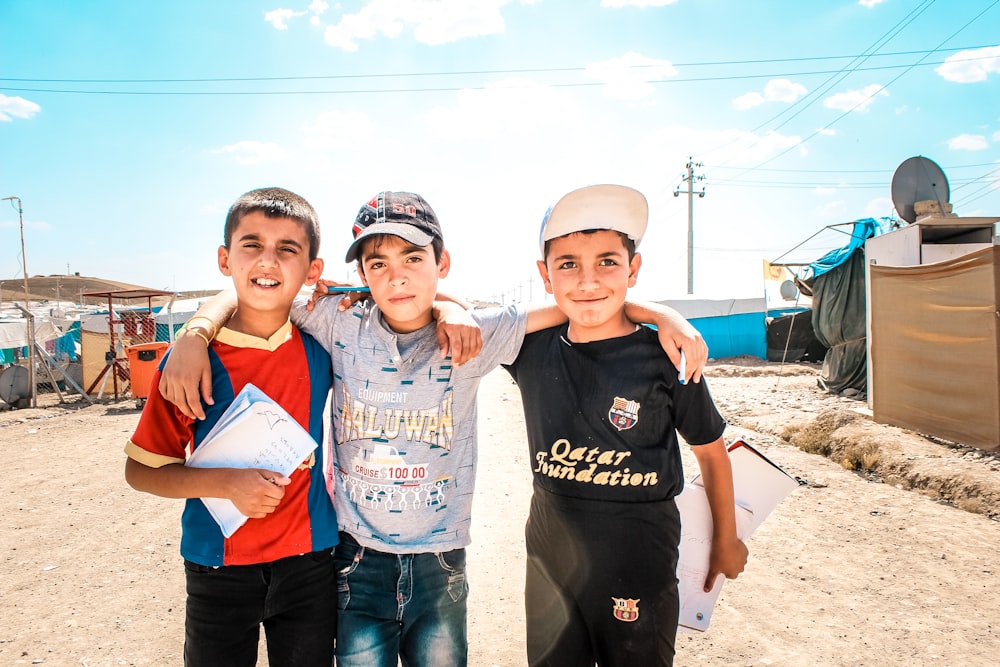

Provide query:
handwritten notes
left=186, top=383, right=318, bottom=537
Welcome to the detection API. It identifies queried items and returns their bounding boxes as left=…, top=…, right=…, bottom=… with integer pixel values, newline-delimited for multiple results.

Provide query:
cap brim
left=345, top=223, right=435, bottom=262
left=540, top=185, right=648, bottom=253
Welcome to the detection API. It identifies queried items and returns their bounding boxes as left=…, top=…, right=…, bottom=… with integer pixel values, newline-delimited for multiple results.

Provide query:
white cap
left=539, top=184, right=648, bottom=255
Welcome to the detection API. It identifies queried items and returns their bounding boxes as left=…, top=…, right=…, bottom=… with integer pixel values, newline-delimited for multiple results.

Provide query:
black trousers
left=525, top=491, right=680, bottom=667
left=183, top=549, right=337, bottom=667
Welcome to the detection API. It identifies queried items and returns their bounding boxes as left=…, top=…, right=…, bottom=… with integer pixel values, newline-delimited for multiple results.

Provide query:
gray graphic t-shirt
left=292, top=298, right=526, bottom=554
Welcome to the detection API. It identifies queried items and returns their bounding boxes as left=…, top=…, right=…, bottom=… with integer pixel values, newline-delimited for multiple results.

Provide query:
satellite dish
left=0, top=365, right=29, bottom=405
left=890, top=156, right=950, bottom=224
left=779, top=279, right=798, bottom=300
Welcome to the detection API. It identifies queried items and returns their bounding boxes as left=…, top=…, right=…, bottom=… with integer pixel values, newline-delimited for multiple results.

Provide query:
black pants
left=525, top=492, right=680, bottom=667
left=183, top=549, right=337, bottom=667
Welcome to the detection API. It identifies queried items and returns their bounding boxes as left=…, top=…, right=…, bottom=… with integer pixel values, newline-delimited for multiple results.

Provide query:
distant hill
left=0, top=275, right=212, bottom=308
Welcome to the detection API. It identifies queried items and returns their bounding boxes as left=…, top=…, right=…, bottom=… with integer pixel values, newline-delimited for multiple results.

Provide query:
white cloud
left=423, top=78, right=585, bottom=140
left=301, top=110, right=375, bottom=148
left=644, top=126, right=805, bottom=166
left=823, top=84, right=888, bottom=112
left=816, top=128, right=836, bottom=136
left=817, top=199, right=845, bottom=219
left=732, top=92, right=764, bottom=110
left=601, top=0, right=680, bottom=6
left=947, top=134, right=989, bottom=151
left=584, top=52, right=676, bottom=101
left=864, top=196, right=894, bottom=219
left=858, top=0, right=885, bottom=8
left=732, top=78, right=807, bottom=109
left=935, top=45, right=1000, bottom=83
left=993, top=131, right=1000, bottom=142
left=323, top=0, right=507, bottom=51
left=266, top=2, right=329, bottom=29
left=209, top=141, right=291, bottom=165
left=763, top=78, right=808, bottom=103
left=0, top=94, right=41, bottom=122
left=264, top=8, right=305, bottom=30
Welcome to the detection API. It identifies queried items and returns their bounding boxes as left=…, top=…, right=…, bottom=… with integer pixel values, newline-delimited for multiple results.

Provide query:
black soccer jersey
left=505, top=323, right=726, bottom=502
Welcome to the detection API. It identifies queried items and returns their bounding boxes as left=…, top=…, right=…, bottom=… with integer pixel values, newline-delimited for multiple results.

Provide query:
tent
left=657, top=297, right=768, bottom=359
left=788, top=218, right=890, bottom=393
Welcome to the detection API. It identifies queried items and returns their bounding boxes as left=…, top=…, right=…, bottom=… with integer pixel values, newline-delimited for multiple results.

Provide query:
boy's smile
left=358, top=234, right=450, bottom=333
left=538, top=230, right=641, bottom=343
left=218, top=210, right=324, bottom=338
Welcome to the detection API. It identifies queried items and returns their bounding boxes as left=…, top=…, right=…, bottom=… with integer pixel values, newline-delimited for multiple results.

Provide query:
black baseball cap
left=345, top=191, right=444, bottom=262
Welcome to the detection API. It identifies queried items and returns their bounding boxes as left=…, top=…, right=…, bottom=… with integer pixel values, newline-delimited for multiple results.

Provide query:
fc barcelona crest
left=612, top=597, right=640, bottom=622
left=609, top=397, right=640, bottom=431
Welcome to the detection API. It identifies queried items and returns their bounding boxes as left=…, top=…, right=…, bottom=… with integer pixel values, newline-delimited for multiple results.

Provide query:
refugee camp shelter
left=656, top=297, right=769, bottom=359
left=770, top=218, right=886, bottom=394
left=866, top=215, right=1000, bottom=450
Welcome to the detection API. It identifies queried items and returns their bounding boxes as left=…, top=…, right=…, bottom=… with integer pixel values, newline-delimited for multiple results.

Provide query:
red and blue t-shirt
left=125, top=323, right=337, bottom=567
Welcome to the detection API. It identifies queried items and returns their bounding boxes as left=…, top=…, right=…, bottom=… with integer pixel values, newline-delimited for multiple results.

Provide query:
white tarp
left=657, top=297, right=766, bottom=320
left=0, top=319, right=64, bottom=348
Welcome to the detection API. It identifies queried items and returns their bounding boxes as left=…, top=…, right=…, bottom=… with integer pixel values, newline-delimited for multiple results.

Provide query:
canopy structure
left=80, top=289, right=173, bottom=400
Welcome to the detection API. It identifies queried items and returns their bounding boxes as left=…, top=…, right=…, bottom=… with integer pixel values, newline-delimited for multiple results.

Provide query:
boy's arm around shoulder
left=159, top=289, right=238, bottom=420
left=517, top=299, right=708, bottom=383
left=624, top=300, right=707, bottom=384
left=691, top=437, right=749, bottom=591
left=432, top=292, right=483, bottom=366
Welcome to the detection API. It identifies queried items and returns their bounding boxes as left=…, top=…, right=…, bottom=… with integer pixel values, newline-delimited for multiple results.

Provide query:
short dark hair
left=224, top=187, right=321, bottom=260
left=542, top=229, right=635, bottom=262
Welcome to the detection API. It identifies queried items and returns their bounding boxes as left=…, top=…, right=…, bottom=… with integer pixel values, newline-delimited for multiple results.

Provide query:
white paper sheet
left=676, top=438, right=800, bottom=632
left=185, top=383, right=319, bottom=537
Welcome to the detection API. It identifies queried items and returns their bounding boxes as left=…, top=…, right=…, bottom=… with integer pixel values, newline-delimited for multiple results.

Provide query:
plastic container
left=126, top=342, right=169, bottom=405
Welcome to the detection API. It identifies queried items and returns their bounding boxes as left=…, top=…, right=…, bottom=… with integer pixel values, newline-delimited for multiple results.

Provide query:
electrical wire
left=0, top=44, right=990, bottom=85
left=710, top=0, right=1000, bottom=182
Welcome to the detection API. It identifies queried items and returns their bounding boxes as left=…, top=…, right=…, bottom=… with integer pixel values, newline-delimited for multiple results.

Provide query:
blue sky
left=2, top=0, right=998, bottom=303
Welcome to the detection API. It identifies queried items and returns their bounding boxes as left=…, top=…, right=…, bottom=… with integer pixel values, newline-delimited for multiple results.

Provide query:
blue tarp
left=657, top=298, right=769, bottom=359
left=809, top=218, right=891, bottom=279
left=689, top=311, right=766, bottom=359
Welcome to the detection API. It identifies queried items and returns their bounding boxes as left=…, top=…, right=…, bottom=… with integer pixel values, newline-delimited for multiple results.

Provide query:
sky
left=1, top=0, right=999, bottom=305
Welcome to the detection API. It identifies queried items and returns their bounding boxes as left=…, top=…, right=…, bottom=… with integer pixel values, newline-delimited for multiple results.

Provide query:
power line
left=951, top=165, right=1000, bottom=208
left=708, top=161, right=1000, bottom=174
left=0, top=44, right=990, bottom=85
left=698, top=0, right=942, bottom=165
left=3, top=54, right=998, bottom=97
left=715, top=0, right=1000, bottom=182
left=708, top=176, right=991, bottom=188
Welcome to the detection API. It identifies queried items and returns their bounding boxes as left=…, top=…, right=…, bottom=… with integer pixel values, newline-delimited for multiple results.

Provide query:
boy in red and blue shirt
left=124, top=187, right=338, bottom=667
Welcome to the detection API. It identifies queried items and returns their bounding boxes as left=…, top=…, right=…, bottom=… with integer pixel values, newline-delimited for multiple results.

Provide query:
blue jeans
left=182, top=549, right=337, bottom=667
left=333, top=532, right=469, bottom=667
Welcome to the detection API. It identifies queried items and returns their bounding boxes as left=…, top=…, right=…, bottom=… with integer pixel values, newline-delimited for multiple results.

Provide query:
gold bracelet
left=188, top=328, right=212, bottom=347
left=185, top=317, right=218, bottom=340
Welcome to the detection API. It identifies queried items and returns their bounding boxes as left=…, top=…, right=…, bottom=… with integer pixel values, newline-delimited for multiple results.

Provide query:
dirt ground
left=2, top=359, right=999, bottom=666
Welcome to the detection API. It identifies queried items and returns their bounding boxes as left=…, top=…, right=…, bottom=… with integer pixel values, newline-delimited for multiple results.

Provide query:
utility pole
left=673, top=158, right=706, bottom=295
left=3, top=195, right=35, bottom=407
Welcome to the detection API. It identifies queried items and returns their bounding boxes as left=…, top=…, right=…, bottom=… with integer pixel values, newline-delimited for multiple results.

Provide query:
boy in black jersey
left=504, top=184, right=748, bottom=667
